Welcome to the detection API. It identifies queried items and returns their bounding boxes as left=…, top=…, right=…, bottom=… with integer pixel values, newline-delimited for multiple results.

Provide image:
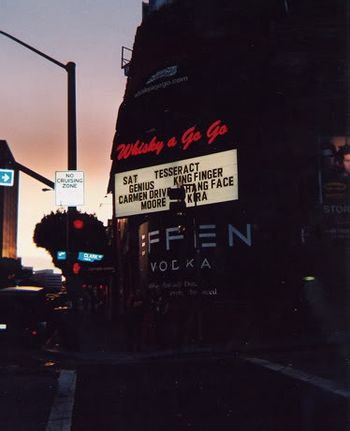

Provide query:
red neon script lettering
left=116, top=137, right=164, bottom=160
left=115, top=119, right=230, bottom=160
left=181, top=126, right=202, bottom=150
left=167, top=136, right=177, bottom=148
left=206, top=120, right=229, bottom=144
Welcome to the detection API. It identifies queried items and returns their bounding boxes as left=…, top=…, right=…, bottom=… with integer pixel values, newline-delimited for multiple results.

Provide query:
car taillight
left=31, top=330, right=38, bottom=336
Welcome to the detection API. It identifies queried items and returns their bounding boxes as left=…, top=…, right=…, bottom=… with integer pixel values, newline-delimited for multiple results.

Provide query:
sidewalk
left=44, top=312, right=350, bottom=392
left=44, top=312, right=213, bottom=364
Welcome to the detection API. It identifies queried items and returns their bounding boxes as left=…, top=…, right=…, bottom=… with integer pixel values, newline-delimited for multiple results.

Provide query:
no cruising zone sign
left=0, top=169, right=14, bottom=187
left=55, top=171, right=84, bottom=206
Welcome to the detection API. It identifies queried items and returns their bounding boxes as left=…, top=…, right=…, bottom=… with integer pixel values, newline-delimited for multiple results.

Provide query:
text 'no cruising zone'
left=55, top=171, right=84, bottom=206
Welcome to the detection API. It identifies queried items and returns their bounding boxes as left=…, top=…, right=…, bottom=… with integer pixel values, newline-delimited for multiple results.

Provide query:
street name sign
left=57, top=251, right=67, bottom=260
left=55, top=171, right=84, bottom=206
left=78, top=252, right=104, bottom=263
left=0, top=169, right=14, bottom=187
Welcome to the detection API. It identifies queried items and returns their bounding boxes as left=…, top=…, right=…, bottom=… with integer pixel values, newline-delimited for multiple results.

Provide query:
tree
left=33, top=210, right=110, bottom=275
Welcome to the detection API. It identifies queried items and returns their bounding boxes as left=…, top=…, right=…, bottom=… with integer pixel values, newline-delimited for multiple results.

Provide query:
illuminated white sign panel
left=55, top=171, right=84, bottom=206
left=115, top=149, right=238, bottom=217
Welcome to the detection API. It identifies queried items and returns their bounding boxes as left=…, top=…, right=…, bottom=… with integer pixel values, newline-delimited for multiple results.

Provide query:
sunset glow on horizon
left=0, top=0, right=142, bottom=271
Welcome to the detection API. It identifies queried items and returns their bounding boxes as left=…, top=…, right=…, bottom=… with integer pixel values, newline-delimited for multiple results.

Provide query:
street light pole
left=0, top=30, right=77, bottom=172
left=66, top=61, right=77, bottom=171
left=0, top=30, right=78, bottom=297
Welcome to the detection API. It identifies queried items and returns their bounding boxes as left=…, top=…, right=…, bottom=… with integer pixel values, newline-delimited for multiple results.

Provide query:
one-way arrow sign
left=0, top=169, right=14, bottom=187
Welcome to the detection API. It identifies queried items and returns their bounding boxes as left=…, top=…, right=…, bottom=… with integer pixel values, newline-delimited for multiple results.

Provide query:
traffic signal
left=72, top=262, right=81, bottom=275
left=72, top=218, right=84, bottom=230
left=168, top=186, right=186, bottom=214
left=71, top=215, right=87, bottom=249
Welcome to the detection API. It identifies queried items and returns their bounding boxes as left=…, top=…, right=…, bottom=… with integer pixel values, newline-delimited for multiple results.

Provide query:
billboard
left=114, top=149, right=238, bottom=217
left=139, top=219, right=253, bottom=298
left=316, top=137, right=350, bottom=241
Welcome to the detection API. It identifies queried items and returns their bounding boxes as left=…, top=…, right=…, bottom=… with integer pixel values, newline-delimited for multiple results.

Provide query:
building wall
left=0, top=141, right=18, bottom=259
left=149, top=0, right=174, bottom=11
left=110, top=0, right=348, bottom=342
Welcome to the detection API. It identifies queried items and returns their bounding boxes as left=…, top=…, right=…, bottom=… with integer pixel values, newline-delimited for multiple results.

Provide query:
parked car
left=0, top=286, right=52, bottom=348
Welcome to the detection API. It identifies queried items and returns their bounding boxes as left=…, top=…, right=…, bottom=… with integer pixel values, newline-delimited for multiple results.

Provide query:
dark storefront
left=109, top=0, right=349, bottom=345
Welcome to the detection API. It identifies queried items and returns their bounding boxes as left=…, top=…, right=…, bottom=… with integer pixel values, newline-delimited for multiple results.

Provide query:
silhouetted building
left=109, top=0, right=349, bottom=344
left=0, top=141, right=18, bottom=259
left=143, top=0, right=174, bottom=17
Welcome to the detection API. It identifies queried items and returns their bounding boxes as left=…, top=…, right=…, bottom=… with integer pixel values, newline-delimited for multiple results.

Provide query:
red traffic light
left=73, top=219, right=84, bottom=230
left=72, top=262, right=81, bottom=274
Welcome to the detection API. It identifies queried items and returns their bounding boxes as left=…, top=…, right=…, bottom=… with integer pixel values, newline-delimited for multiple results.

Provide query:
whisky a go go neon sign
left=115, top=119, right=229, bottom=161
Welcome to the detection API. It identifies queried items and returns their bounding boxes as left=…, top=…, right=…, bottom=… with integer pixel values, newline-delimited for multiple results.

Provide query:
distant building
left=0, top=141, right=18, bottom=259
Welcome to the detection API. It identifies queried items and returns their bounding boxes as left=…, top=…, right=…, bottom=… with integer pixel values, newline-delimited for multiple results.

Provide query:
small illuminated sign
left=57, top=251, right=67, bottom=260
left=115, top=149, right=238, bottom=218
left=0, top=169, right=14, bottom=187
left=146, top=65, right=178, bottom=84
left=78, top=252, right=104, bottom=263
